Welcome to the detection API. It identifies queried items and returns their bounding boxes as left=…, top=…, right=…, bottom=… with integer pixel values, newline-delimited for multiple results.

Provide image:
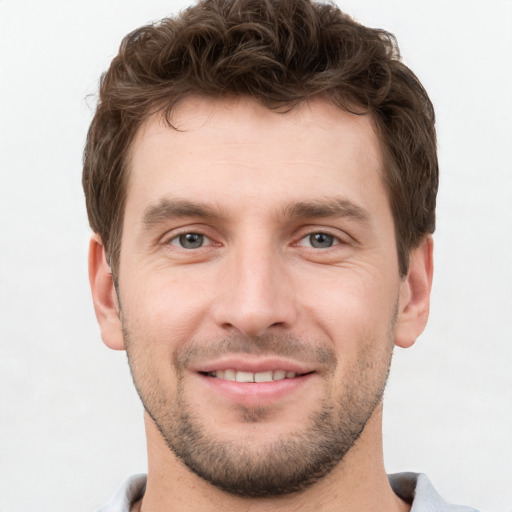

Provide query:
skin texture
left=89, top=96, right=433, bottom=512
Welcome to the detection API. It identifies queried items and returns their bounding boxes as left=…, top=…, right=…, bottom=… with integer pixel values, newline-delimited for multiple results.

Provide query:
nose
left=212, top=242, right=297, bottom=337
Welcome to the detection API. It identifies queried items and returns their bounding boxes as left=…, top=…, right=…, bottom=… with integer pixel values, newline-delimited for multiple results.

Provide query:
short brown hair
left=83, top=0, right=438, bottom=277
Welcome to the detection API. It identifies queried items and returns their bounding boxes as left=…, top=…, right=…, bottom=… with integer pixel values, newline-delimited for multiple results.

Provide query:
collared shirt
left=97, top=472, right=481, bottom=512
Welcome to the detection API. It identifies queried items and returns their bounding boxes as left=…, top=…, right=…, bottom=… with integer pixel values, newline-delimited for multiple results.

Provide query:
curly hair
left=83, top=0, right=438, bottom=277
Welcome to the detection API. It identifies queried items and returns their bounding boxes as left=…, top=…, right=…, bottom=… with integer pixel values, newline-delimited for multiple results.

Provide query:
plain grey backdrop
left=1, top=1, right=511, bottom=511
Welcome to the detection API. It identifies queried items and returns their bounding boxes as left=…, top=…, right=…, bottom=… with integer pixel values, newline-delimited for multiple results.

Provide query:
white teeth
left=254, top=371, right=273, bottom=383
left=236, top=371, right=254, bottom=383
left=210, top=369, right=299, bottom=382
left=224, top=369, right=236, bottom=381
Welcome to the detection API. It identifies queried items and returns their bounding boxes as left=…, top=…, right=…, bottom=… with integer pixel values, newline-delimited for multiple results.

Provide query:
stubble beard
left=124, top=330, right=395, bottom=498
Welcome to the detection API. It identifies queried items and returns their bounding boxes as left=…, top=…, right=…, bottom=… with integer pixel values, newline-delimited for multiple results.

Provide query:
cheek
left=121, top=271, right=214, bottom=349
left=295, top=266, right=399, bottom=349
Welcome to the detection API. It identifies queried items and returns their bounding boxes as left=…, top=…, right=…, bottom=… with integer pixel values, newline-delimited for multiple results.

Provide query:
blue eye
left=171, top=233, right=206, bottom=249
left=309, top=233, right=335, bottom=248
left=299, top=232, right=338, bottom=248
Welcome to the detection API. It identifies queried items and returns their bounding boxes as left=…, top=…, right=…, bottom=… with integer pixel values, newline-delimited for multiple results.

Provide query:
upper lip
left=193, top=356, right=316, bottom=375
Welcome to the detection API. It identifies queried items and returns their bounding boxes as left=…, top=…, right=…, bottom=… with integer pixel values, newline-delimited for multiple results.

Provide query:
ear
left=88, top=234, right=125, bottom=350
left=395, top=236, right=434, bottom=349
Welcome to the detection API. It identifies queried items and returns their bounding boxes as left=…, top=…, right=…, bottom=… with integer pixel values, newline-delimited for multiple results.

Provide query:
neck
left=137, top=406, right=410, bottom=512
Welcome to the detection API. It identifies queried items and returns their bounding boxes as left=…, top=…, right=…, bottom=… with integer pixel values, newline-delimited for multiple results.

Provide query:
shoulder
left=389, top=473, right=482, bottom=512
left=97, top=474, right=147, bottom=512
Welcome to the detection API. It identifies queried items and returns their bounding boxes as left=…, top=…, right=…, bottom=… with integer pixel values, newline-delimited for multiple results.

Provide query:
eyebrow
left=283, top=198, right=371, bottom=224
left=142, top=199, right=224, bottom=227
left=141, top=196, right=371, bottom=229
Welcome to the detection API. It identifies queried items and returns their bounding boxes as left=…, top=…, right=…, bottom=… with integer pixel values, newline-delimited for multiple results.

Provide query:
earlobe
left=88, top=234, right=125, bottom=350
left=395, top=236, right=434, bottom=349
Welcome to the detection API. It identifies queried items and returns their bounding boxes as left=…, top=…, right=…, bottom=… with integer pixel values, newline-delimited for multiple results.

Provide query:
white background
left=1, top=1, right=511, bottom=511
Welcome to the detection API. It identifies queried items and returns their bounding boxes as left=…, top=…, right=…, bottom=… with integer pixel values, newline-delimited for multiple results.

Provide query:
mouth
left=192, top=356, right=318, bottom=406
left=194, top=362, right=316, bottom=407
left=201, top=369, right=311, bottom=382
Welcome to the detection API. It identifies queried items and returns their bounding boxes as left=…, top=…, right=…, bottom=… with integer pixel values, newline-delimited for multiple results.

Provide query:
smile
left=195, top=362, right=317, bottom=404
left=205, top=369, right=304, bottom=382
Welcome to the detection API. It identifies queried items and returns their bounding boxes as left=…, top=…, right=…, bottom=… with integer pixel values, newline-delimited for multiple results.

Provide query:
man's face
left=110, top=97, right=412, bottom=496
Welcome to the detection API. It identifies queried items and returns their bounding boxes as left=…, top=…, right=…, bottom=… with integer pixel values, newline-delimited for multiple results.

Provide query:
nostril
left=212, top=283, right=297, bottom=337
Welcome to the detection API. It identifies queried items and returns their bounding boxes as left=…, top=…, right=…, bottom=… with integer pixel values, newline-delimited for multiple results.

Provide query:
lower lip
left=196, top=373, right=315, bottom=406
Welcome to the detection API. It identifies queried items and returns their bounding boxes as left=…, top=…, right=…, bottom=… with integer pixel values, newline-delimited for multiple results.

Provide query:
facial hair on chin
left=124, top=329, right=395, bottom=498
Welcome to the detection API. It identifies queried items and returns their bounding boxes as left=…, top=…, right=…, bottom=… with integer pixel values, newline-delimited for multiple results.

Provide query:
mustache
left=173, top=334, right=337, bottom=371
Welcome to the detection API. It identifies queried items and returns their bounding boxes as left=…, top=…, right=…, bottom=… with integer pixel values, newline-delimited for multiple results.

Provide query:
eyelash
left=166, top=232, right=215, bottom=249
left=163, top=229, right=346, bottom=251
left=295, top=231, right=345, bottom=249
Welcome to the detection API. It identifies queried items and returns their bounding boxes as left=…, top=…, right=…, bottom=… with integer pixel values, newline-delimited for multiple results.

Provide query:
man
left=83, top=0, right=479, bottom=510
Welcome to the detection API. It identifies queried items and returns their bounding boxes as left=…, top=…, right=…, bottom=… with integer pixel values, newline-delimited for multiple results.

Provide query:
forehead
left=126, top=96, right=386, bottom=217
